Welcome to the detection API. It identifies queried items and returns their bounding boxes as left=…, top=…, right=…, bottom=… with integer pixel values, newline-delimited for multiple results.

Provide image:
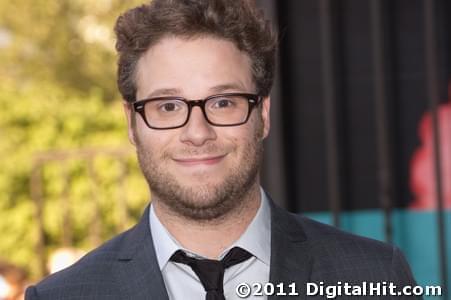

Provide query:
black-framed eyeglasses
left=132, top=93, right=263, bottom=130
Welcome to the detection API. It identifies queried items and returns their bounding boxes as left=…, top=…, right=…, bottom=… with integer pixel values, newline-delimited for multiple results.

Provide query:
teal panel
left=304, top=209, right=451, bottom=300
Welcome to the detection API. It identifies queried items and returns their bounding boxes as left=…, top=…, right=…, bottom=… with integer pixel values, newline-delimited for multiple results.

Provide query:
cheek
left=134, top=126, right=176, bottom=155
left=244, top=113, right=264, bottom=141
left=222, top=124, right=260, bottom=154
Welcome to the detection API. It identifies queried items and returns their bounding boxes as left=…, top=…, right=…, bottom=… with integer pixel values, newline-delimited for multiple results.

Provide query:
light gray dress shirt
left=149, top=188, right=271, bottom=300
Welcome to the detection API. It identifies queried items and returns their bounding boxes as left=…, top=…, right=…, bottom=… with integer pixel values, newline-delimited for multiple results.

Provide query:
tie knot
left=170, top=247, right=253, bottom=299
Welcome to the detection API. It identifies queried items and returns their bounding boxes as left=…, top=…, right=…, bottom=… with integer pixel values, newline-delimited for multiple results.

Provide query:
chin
left=176, top=167, right=228, bottom=180
left=175, top=177, right=224, bottom=191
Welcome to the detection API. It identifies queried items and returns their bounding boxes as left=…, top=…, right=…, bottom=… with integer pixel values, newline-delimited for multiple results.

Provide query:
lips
left=173, top=154, right=227, bottom=166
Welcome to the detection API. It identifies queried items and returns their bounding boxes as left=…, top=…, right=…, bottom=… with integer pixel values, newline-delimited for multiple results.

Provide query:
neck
left=152, top=182, right=261, bottom=259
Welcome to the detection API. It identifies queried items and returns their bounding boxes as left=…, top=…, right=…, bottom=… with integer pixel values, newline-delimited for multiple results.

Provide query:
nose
left=179, top=106, right=217, bottom=146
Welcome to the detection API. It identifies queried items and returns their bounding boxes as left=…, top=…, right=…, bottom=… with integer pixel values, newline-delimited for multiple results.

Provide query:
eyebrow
left=144, top=88, right=182, bottom=99
left=208, top=83, right=247, bottom=93
left=143, top=83, right=248, bottom=99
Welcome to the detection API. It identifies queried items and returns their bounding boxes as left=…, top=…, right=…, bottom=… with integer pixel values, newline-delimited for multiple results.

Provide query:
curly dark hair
left=114, top=0, right=277, bottom=102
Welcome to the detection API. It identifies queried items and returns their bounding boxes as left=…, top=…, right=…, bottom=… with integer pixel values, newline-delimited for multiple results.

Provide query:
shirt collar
left=149, top=187, right=271, bottom=270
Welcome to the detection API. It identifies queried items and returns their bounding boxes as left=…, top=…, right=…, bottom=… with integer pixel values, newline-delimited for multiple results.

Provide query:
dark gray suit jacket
left=25, top=201, right=421, bottom=299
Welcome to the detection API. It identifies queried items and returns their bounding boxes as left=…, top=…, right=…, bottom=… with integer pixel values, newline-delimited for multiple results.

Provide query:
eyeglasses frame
left=132, top=93, right=263, bottom=130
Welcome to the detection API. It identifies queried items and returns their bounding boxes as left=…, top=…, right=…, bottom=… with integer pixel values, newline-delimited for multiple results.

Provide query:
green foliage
left=0, top=81, right=149, bottom=279
left=0, top=0, right=148, bottom=279
left=0, top=0, right=143, bottom=102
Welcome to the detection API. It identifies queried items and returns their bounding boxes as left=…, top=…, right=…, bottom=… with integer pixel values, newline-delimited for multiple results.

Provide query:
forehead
left=135, top=36, right=254, bottom=100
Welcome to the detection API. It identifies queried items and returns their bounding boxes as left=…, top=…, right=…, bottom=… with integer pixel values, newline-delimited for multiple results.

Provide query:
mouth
left=173, top=154, right=227, bottom=166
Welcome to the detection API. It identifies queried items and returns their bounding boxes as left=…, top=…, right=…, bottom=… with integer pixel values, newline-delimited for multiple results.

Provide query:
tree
left=0, top=0, right=143, bottom=101
left=0, top=0, right=148, bottom=279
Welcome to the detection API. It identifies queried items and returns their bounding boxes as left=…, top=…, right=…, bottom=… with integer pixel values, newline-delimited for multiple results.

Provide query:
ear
left=123, top=102, right=137, bottom=146
left=261, top=96, right=271, bottom=139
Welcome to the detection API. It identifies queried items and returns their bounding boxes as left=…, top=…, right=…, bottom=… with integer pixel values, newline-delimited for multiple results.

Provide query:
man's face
left=124, top=36, right=270, bottom=221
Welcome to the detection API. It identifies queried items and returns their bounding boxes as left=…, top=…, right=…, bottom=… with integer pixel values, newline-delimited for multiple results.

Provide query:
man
left=26, top=0, right=421, bottom=299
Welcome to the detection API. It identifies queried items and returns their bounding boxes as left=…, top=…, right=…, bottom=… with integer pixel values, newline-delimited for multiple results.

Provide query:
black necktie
left=170, top=247, right=253, bottom=300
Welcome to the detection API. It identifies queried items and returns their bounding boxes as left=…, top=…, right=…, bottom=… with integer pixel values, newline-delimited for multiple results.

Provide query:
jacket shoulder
left=291, top=213, right=416, bottom=285
left=26, top=227, right=134, bottom=299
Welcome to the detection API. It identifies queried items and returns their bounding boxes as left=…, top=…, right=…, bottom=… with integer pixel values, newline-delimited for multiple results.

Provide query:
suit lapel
left=111, top=198, right=313, bottom=299
left=269, top=201, right=313, bottom=300
left=114, top=205, right=169, bottom=300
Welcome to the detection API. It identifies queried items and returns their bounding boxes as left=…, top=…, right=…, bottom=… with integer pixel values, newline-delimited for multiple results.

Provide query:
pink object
left=409, top=83, right=451, bottom=210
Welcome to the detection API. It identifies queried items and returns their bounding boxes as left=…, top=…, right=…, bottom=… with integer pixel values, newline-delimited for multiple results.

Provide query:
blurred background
left=260, top=1, right=451, bottom=299
left=0, top=0, right=147, bottom=298
left=0, top=0, right=450, bottom=299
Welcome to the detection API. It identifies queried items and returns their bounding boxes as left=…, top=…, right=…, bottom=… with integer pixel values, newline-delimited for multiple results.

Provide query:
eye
left=158, top=101, right=182, bottom=112
left=210, top=97, right=235, bottom=109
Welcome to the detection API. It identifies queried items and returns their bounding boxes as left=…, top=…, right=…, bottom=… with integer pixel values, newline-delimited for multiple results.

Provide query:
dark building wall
left=261, top=0, right=451, bottom=212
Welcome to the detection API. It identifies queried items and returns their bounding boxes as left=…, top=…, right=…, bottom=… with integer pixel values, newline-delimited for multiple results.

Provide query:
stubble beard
left=135, top=120, right=264, bottom=221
